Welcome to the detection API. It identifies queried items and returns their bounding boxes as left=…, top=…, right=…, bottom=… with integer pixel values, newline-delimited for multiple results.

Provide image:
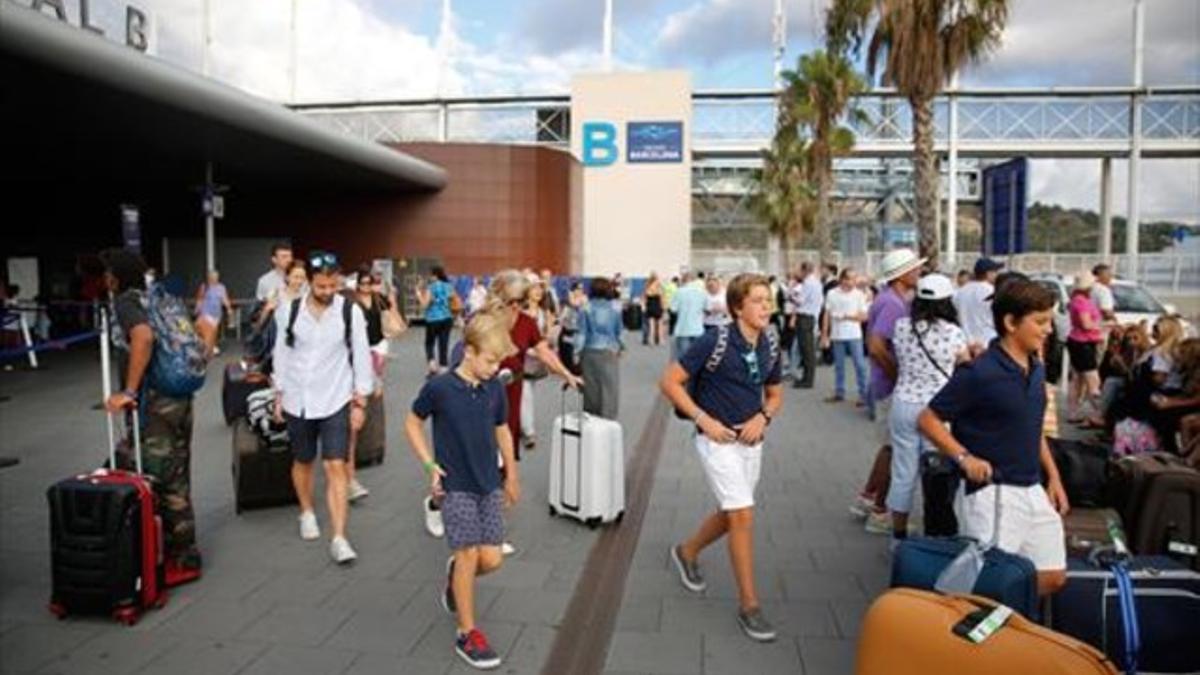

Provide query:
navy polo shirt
left=678, top=326, right=782, bottom=430
left=411, top=370, right=508, bottom=495
left=927, top=342, right=1046, bottom=492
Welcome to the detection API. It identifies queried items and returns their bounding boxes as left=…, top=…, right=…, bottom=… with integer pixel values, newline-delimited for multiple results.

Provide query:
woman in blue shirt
left=575, top=277, right=625, bottom=419
left=419, top=266, right=456, bottom=377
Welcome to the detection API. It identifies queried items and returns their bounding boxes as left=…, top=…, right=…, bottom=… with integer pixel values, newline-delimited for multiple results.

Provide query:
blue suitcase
left=891, top=537, right=1039, bottom=619
left=1048, top=556, right=1200, bottom=674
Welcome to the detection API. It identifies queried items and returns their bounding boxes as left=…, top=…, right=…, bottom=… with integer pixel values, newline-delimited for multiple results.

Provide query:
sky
left=14, top=0, right=1200, bottom=223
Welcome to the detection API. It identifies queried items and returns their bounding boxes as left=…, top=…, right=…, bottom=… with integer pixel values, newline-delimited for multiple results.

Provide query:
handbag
left=380, top=295, right=406, bottom=338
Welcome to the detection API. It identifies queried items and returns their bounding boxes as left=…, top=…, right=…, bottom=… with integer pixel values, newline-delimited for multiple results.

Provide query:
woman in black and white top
left=886, top=273, right=969, bottom=544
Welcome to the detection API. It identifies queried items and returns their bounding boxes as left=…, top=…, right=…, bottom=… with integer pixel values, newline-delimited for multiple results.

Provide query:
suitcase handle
left=558, top=383, right=584, bottom=512
left=100, top=307, right=143, bottom=475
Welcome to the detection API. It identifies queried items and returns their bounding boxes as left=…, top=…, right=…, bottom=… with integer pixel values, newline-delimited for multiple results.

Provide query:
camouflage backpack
left=112, top=286, right=208, bottom=397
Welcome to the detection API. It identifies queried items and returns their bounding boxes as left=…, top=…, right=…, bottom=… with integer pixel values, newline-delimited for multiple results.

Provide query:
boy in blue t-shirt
left=660, top=274, right=785, bottom=643
left=405, top=311, right=518, bottom=670
left=918, top=277, right=1070, bottom=597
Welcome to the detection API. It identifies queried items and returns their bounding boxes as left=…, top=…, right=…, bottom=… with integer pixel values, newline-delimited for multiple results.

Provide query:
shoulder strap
left=343, top=296, right=353, bottom=350
left=706, top=325, right=729, bottom=372
left=285, top=297, right=302, bottom=348
left=766, top=325, right=780, bottom=371
left=914, top=321, right=952, bottom=380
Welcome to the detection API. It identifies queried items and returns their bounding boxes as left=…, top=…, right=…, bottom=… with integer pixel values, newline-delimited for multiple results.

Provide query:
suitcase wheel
left=586, top=517, right=602, bottom=530
left=615, top=511, right=624, bottom=524
left=113, top=607, right=140, bottom=626
left=549, top=505, right=558, bottom=517
left=48, top=602, right=67, bottom=619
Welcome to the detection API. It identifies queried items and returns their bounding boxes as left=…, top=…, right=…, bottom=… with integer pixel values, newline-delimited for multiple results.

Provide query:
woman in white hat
left=1066, top=272, right=1104, bottom=423
left=885, top=274, right=969, bottom=544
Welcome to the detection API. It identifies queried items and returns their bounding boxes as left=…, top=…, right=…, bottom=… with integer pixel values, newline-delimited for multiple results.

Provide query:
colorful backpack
left=143, top=285, right=208, bottom=397
left=111, top=286, right=208, bottom=397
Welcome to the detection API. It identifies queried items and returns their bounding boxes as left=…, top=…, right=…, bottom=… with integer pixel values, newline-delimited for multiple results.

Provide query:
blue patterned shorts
left=442, top=490, right=506, bottom=551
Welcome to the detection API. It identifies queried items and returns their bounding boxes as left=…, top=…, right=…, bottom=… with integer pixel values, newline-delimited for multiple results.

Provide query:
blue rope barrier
left=0, top=330, right=100, bottom=361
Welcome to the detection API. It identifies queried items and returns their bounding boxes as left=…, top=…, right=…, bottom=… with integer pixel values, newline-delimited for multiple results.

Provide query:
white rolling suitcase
left=548, top=390, right=625, bottom=528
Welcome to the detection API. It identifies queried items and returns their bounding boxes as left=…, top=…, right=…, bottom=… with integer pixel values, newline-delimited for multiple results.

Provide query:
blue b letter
left=582, top=122, right=618, bottom=167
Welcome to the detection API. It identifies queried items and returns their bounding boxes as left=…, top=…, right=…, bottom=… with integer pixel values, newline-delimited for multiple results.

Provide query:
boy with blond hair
left=405, top=309, right=519, bottom=670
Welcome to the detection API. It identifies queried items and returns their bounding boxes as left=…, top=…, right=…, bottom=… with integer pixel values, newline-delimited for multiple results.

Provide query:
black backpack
left=284, top=296, right=355, bottom=362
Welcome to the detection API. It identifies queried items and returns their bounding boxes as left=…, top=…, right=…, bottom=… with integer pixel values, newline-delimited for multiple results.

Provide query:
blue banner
left=627, top=121, right=683, bottom=163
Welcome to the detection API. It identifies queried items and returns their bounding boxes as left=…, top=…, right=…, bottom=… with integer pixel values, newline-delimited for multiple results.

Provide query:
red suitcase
left=46, top=310, right=166, bottom=625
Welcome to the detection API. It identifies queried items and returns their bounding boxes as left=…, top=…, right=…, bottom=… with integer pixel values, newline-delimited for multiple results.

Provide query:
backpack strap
left=284, top=297, right=302, bottom=348
left=343, top=296, right=353, bottom=351
left=766, top=325, right=780, bottom=373
left=705, top=324, right=730, bottom=373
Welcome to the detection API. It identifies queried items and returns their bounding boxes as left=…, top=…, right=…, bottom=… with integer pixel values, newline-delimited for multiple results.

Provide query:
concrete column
left=204, top=161, right=215, bottom=274
left=1099, top=157, right=1113, bottom=258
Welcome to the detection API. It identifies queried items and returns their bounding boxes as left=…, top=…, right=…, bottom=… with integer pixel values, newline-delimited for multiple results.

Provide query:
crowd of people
left=89, top=240, right=1199, bottom=668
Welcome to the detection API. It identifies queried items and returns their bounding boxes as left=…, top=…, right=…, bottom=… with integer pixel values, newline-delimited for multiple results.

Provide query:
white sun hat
left=878, top=248, right=927, bottom=283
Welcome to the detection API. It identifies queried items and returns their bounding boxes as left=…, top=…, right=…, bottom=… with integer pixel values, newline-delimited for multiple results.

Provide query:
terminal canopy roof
left=0, top=4, right=447, bottom=192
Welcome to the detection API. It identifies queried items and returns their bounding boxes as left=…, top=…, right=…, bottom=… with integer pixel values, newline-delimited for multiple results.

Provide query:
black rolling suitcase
left=222, top=361, right=269, bottom=425
left=233, top=393, right=296, bottom=513
left=47, top=311, right=166, bottom=625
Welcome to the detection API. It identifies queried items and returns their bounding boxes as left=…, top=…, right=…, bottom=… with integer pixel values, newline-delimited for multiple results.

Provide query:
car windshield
left=1112, top=284, right=1165, bottom=314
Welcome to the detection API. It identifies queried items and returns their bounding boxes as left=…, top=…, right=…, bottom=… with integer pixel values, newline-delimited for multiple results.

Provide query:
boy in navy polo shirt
left=405, top=311, right=519, bottom=670
left=918, top=277, right=1070, bottom=596
left=661, top=273, right=785, bottom=643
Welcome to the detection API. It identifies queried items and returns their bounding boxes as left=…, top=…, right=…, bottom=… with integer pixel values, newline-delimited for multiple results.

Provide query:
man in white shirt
left=1091, top=263, right=1116, bottom=323
left=821, top=269, right=870, bottom=404
left=703, top=276, right=730, bottom=327
left=467, top=276, right=489, bottom=317
left=273, top=255, right=374, bottom=565
left=953, top=257, right=1004, bottom=348
left=255, top=242, right=295, bottom=302
left=794, top=263, right=825, bottom=388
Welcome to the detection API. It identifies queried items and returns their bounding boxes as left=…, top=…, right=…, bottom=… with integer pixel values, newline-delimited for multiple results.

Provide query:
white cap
left=917, top=273, right=955, bottom=301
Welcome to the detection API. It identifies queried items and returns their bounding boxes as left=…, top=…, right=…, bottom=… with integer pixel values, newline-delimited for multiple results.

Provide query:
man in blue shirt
left=405, top=311, right=519, bottom=670
left=919, top=277, right=1070, bottom=597
left=669, top=271, right=708, bottom=359
left=660, top=274, right=785, bottom=643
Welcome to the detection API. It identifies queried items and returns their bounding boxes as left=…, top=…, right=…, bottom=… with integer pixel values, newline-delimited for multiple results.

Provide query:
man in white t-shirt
left=821, top=269, right=869, bottom=404
left=1090, top=263, right=1116, bottom=323
left=704, top=276, right=730, bottom=327
left=256, top=242, right=294, bottom=302
left=953, top=257, right=1004, bottom=348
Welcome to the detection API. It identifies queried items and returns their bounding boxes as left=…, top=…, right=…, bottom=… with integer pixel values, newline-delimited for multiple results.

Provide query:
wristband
left=121, top=389, right=138, bottom=401
left=760, top=410, right=772, bottom=425
left=423, top=460, right=440, bottom=475
left=953, top=452, right=970, bottom=466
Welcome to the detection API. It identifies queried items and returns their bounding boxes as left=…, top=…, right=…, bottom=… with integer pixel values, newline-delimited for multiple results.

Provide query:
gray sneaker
left=737, top=608, right=778, bottom=642
left=670, top=545, right=706, bottom=593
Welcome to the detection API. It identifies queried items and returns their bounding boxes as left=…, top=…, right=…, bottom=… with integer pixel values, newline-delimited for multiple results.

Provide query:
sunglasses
left=741, top=349, right=762, bottom=385
left=309, top=252, right=339, bottom=271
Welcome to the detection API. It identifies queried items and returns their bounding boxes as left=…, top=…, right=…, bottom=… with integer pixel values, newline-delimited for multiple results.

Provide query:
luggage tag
left=1168, top=540, right=1198, bottom=557
left=952, top=604, right=1014, bottom=644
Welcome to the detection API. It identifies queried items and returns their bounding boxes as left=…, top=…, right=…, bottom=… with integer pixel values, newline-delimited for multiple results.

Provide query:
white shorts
left=955, top=484, right=1066, bottom=571
left=695, top=435, right=762, bottom=511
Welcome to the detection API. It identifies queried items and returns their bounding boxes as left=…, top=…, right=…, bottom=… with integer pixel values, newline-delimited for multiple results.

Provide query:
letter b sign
left=582, top=122, right=618, bottom=167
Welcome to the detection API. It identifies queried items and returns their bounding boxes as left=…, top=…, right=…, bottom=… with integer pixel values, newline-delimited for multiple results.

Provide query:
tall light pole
left=768, top=0, right=785, bottom=275
left=201, top=0, right=211, bottom=77
left=602, top=0, right=614, bottom=71
left=288, top=0, right=298, bottom=102
left=1126, top=0, right=1145, bottom=276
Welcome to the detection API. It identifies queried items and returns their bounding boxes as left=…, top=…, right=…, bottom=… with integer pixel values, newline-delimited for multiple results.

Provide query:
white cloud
left=657, top=0, right=823, bottom=64
left=1031, top=159, right=1200, bottom=225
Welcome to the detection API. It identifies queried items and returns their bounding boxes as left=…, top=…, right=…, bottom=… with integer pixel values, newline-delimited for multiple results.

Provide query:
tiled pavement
left=1, top=330, right=892, bottom=674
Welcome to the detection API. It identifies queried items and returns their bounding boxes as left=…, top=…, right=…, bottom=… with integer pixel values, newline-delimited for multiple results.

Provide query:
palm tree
left=780, top=50, right=867, bottom=263
left=827, top=0, right=1009, bottom=268
left=751, top=126, right=816, bottom=275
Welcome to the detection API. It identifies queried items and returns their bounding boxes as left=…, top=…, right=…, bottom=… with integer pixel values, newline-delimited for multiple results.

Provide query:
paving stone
left=606, top=631, right=701, bottom=675
left=0, top=623, right=99, bottom=673
left=237, top=644, right=359, bottom=675
left=136, top=638, right=268, bottom=675
left=484, top=589, right=571, bottom=627
left=157, top=597, right=272, bottom=640
left=241, top=604, right=353, bottom=647
left=342, top=652, right=452, bottom=675
left=702, top=634, right=803, bottom=675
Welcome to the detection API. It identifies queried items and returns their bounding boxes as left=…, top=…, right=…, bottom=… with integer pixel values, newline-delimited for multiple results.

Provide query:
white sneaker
left=298, top=511, right=320, bottom=541
left=501, top=541, right=517, bottom=557
left=849, top=493, right=877, bottom=519
left=864, top=510, right=892, bottom=536
left=330, top=536, right=357, bottom=565
left=424, top=497, right=445, bottom=539
left=348, top=479, right=370, bottom=503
